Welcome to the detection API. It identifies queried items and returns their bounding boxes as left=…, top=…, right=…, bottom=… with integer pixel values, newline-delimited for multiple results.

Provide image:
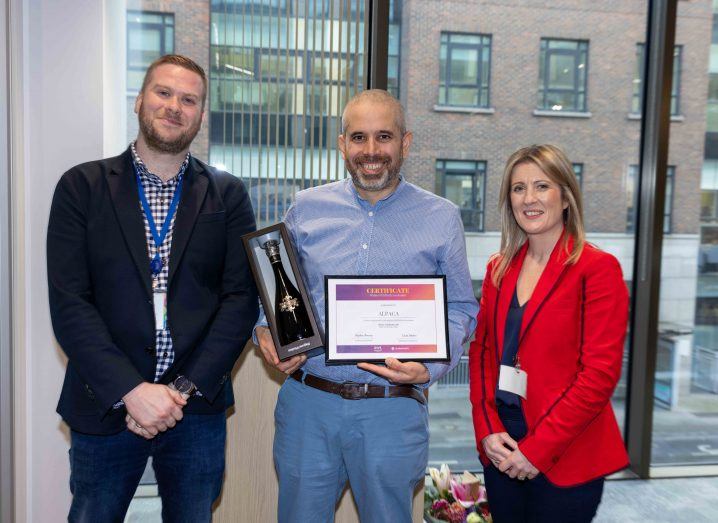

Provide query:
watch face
left=174, top=376, right=194, bottom=395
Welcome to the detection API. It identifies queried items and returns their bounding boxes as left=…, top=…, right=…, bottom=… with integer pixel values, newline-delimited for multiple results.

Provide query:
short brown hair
left=140, top=54, right=207, bottom=108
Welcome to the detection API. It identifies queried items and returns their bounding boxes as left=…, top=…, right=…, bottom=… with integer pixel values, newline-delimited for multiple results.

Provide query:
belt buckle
left=339, top=382, right=369, bottom=400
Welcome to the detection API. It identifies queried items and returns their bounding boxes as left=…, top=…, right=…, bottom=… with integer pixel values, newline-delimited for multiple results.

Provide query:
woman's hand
left=481, top=432, right=518, bottom=467
left=498, top=447, right=540, bottom=481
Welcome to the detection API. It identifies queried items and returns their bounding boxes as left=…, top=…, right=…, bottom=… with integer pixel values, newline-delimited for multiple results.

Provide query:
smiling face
left=338, top=99, right=412, bottom=202
left=509, top=161, right=568, bottom=240
left=134, top=64, right=205, bottom=155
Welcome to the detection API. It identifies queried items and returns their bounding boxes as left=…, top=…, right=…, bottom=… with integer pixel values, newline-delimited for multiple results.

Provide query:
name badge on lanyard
left=135, top=164, right=183, bottom=332
left=498, top=364, right=528, bottom=399
left=153, top=290, right=167, bottom=330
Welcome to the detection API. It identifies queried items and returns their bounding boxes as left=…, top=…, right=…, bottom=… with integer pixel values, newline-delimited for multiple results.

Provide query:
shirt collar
left=130, top=141, right=190, bottom=185
left=347, top=175, right=405, bottom=207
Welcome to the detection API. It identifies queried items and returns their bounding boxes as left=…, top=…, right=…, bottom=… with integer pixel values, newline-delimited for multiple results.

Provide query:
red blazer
left=469, top=236, right=629, bottom=487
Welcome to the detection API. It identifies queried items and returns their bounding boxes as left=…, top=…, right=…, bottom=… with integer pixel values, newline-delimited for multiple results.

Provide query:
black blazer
left=47, top=148, right=259, bottom=435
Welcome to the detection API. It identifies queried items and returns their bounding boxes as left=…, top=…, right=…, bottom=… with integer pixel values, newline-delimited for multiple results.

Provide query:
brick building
left=122, top=0, right=712, bottom=328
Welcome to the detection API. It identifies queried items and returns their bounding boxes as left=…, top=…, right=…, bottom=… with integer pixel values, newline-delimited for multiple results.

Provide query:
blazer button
left=552, top=456, right=559, bottom=463
left=144, top=346, right=154, bottom=353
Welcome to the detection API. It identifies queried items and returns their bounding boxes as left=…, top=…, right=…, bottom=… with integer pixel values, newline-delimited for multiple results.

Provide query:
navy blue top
left=496, top=288, right=526, bottom=407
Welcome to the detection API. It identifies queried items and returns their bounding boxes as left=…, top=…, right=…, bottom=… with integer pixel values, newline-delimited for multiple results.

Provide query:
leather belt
left=290, top=370, right=426, bottom=405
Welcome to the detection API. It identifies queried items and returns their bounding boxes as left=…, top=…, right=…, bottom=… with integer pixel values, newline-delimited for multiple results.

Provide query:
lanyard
left=134, top=164, right=184, bottom=277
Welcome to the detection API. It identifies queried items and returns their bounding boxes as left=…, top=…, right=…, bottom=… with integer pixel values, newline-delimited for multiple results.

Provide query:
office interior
left=1, top=0, right=718, bottom=521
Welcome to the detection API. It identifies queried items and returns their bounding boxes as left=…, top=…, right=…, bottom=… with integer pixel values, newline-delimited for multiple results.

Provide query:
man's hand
left=255, top=326, right=307, bottom=375
left=357, top=358, right=429, bottom=384
left=498, top=447, right=540, bottom=481
left=481, top=432, right=517, bottom=467
left=123, top=383, right=186, bottom=439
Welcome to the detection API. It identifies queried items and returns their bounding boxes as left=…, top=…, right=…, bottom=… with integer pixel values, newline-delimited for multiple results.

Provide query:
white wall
left=13, top=0, right=106, bottom=520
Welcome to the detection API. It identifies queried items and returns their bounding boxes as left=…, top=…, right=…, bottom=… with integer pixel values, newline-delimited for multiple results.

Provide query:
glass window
left=394, top=3, right=645, bottom=473
left=573, top=162, right=583, bottom=189
left=387, top=0, right=402, bottom=99
left=209, top=0, right=365, bottom=227
left=538, top=38, right=588, bottom=112
left=652, top=3, right=718, bottom=468
left=626, top=165, right=674, bottom=234
left=436, top=160, right=486, bottom=231
left=126, top=11, right=174, bottom=92
left=438, top=32, right=491, bottom=108
left=632, top=44, right=682, bottom=116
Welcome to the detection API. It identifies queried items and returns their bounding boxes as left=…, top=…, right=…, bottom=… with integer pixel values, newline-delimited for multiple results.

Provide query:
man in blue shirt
left=255, top=89, right=478, bottom=522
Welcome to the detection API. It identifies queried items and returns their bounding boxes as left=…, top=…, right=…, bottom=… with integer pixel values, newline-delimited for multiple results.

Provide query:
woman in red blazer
left=469, top=144, right=629, bottom=522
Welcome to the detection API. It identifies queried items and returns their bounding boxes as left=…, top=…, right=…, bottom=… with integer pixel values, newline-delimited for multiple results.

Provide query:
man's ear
left=134, top=93, right=143, bottom=115
left=338, top=134, right=347, bottom=160
left=401, top=130, right=413, bottom=157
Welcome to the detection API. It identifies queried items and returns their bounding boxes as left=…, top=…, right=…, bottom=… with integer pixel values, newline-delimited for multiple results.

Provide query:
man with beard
left=47, top=55, right=258, bottom=521
left=255, top=89, right=478, bottom=522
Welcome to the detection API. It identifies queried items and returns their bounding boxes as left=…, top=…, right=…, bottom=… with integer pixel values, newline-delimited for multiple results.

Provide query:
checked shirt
left=131, top=141, right=189, bottom=383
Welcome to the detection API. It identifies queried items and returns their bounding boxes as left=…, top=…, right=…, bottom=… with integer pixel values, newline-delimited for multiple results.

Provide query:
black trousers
left=483, top=404, right=604, bottom=523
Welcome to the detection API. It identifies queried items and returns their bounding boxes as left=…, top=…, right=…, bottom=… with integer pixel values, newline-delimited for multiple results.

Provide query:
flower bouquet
left=424, top=464, right=492, bottom=523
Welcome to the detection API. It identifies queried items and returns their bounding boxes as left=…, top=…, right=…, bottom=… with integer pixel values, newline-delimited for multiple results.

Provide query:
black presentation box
left=242, top=223, right=324, bottom=360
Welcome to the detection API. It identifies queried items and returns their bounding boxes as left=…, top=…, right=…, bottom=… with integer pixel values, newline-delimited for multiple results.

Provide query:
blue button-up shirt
left=258, top=177, right=478, bottom=387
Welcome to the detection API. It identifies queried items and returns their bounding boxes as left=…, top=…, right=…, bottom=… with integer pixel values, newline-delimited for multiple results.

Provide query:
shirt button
left=362, top=243, right=368, bottom=250
left=368, top=211, right=374, bottom=217
left=163, top=352, right=168, bottom=357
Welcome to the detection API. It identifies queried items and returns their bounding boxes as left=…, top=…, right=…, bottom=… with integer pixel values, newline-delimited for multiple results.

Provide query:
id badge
left=153, top=291, right=167, bottom=330
left=498, top=364, right=528, bottom=399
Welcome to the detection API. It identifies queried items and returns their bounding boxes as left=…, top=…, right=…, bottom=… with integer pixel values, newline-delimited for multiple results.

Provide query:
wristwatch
left=172, top=375, right=197, bottom=399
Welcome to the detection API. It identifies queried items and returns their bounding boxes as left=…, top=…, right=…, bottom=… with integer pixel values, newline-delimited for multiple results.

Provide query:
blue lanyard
left=134, top=164, right=184, bottom=277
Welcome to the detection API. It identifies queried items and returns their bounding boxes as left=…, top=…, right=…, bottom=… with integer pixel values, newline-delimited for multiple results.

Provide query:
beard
left=345, top=153, right=404, bottom=193
left=138, top=103, right=202, bottom=155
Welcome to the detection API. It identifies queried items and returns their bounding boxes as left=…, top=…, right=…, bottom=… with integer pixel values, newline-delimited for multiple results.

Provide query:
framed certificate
left=324, top=275, right=450, bottom=364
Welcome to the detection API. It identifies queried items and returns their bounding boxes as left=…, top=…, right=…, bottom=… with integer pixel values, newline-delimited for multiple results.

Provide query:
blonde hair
left=492, top=144, right=585, bottom=287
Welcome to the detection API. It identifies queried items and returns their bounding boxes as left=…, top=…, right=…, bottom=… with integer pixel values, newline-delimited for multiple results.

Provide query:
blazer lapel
left=107, top=151, right=153, bottom=298
left=519, top=234, right=574, bottom=343
left=168, top=158, right=208, bottom=286
left=495, top=243, right=528, bottom=358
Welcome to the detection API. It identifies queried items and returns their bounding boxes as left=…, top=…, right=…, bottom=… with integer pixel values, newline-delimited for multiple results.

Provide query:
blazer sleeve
left=518, top=253, right=629, bottom=473
left=178, top=176, right=259, bottom=401
left=468, top=263, right=505, bottom=456
left=47, top=171, right=144, bottom=414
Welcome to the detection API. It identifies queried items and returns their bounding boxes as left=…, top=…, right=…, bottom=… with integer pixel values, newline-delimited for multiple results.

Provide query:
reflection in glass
left=650, top=0, right=718, bottom=468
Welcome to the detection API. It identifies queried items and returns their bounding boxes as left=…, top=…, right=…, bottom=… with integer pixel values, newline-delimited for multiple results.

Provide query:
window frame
left=538, top=37, right=589, bottom=112
left=126, top=10, right=175, bottom=93
left=572, top=162, right=584, bottom=189
left=627, top=164, right=674, bottom=234
left=436, top=159, right=487, bottom=232
left=632, top=43, right=682, bottom=116
left=438, top=31, right=492, bottom=108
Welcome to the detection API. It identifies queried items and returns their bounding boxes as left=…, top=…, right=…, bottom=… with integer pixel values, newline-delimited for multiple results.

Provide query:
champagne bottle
left=262, top=239, right=314, bottom=345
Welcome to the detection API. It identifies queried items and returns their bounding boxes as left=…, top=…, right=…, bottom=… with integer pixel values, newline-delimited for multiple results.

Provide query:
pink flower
left=449, top=471, right=488, bottom=508
left=431, top=499, right=450, bottom=512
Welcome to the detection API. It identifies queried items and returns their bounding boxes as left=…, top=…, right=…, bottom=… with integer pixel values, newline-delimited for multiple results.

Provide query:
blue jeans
left=483, top=405, right=604, bottom=523
left=273, top=376, right=428, bottom=523
left=68, top=413, right=226, bottom=523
